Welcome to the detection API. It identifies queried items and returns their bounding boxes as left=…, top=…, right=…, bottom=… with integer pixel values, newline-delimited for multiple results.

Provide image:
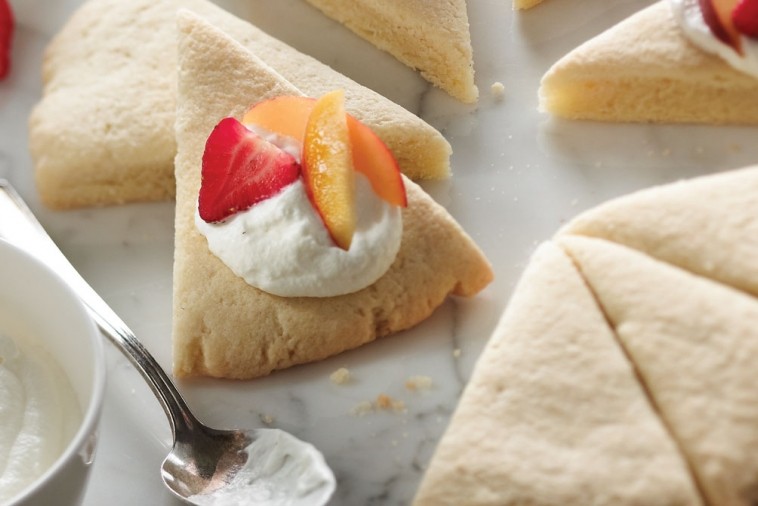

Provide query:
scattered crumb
left=490, top=81, right=505, bottom=100
left=452, top=348, right=461, bottom=359
left=376, top=393, right=406, bottom=412
left=260, top=414, right=275, bottom=425
left=330, top=367, right=351, bottom=385
left=351, top=394, right=407, bottom=416
left=350, top=401, right=374, bottom=417
left=405, top=375, right=433, bottom=391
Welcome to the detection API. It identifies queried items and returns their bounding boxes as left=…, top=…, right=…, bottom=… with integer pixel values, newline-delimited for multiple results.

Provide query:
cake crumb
left=376, top=394, right=407, bottom=413
left=260, top=413, right=275, bottom=425
left=330, top=367, right=351, bottom=385
left=405, top=375, right=433, bottom=391
left=350, top=401, right=374, bottom=417
left=350, top=394, right=407, bottom=416
left=490, top=81, right=505, bottom=100
left=452, top=348, right=462, bottom=358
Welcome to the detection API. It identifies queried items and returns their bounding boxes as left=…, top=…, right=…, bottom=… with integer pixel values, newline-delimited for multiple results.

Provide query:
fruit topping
left=242, top=95, right=315, bottom=142
left=302, top=90, right=356, bottom=250
left=199, top=117, right=301, bottom=223
left=700, top=0, right=743, bottom=52
left=347, top=116, right=407, bottom=207
left=0, top=0, right=13, bottom=80
left=733, top=0, right=758, bottom=37
left=243, top=95, right=406, bottom=208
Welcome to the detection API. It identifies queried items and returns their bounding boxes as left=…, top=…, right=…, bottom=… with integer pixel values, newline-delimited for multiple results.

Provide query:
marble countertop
left=2, top=0, right=757, bottom=504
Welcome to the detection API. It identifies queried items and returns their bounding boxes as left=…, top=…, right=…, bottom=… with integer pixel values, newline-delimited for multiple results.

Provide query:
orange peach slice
left=242, top=95, right=313, bottom=142
left=243, top=95, right=406, bottom=207
left=302, top=90, right=356, bottom=250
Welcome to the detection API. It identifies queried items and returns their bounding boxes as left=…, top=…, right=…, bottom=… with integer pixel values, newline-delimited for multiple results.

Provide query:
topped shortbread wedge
left=29, top=0, right=452, bottom=209
left=539, top=1, right=758, bottom=123
left=172, top=11, right=492, bottom=379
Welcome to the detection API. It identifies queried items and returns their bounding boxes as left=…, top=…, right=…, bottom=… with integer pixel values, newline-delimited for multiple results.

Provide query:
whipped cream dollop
left=0, top=331, right=81, bottom=503
left=670, top=0, right=758, bottom=78
left=196, top=172, right=402, bottom=298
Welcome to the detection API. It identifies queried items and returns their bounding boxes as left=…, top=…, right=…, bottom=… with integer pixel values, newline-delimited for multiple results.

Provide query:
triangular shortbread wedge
left=514, top=0, right=546, bottom=10
left=172, top=12, right=492, bottom=379
left=539, top=1, right=758, bottom=123
left=302, top=0, right=477, bottom=103
left=559, top=166, right=758, bottom=297
left=559, top=235, right=758, bottom=506
left=29, top=0, right=452, bottom=210
left=413, top=242, right=701, bottom=506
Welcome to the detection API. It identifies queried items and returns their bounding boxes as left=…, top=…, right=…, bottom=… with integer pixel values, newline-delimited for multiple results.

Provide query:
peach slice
left=700, top=0, right=743, bottom=53
left=242, top=95, right=314, bottom=142
left=243, top=95, right=406, bottom=207
left=302, top=90, right=356, bottom=250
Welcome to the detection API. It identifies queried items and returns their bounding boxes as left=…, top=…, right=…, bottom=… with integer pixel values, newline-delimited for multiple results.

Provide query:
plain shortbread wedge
left=539, top=1, right=758, bottom=123
left=302, top=0, right=478, bottom=103
left=559, top=166, right=758, bottom=297
left=560, top=235, right=758, bottom=506
left=417, top=165, right=758, bottom=503
left=172, top=11, right=492, bottom=379
left=29, top=0, right=452, bottom=209
left=514, top=0, right=546, bottom=10
left=413, top=241, right=702, bottom=506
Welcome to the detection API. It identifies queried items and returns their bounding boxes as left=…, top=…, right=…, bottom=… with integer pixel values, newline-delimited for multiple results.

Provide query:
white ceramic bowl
left=0, top=239, right=106, bottom=506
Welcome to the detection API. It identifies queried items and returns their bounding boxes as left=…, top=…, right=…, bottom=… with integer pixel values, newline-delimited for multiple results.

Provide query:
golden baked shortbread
left=302, top=0, right=478, bottom=103
left=539, top=1, right=758, bottom=123
left=560, top=235, right=758, bottom=506
left=559, top=166, right=758, bottom=297
left=29, top=0, right=452, bottom=209
left=414, top=241, right=702, bottom=506
left=415, top=166, right=758, bottom=505
left=172, top=11, right=493, bottom=379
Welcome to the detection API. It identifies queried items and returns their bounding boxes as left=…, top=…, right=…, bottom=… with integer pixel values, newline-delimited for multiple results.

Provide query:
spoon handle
left=0, top=180, right=197, bottom=437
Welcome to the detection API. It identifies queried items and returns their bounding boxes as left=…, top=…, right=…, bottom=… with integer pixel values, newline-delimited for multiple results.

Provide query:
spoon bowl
left=164, top=426, right=334, bottom=505
left=0, top=180, right=336, bottom=506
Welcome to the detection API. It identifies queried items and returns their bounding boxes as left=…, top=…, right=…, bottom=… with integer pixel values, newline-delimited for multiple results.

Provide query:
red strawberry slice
left=199, top=117, right=301, bottom=223
left=733, top=0, right=758, bottom=37
left=0, top=0, right=13, bottom=80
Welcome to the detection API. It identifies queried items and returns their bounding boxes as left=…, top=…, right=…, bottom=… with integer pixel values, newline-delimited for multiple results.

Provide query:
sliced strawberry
left=733, top=0, right=758, bottom=37
left=199, top=117, right=301, bottom=223
left=0, top=0, right=14, bottom=80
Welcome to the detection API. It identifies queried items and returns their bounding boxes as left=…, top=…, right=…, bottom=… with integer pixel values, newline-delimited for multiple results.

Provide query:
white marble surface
left=2, top=0, right=758, bottom=504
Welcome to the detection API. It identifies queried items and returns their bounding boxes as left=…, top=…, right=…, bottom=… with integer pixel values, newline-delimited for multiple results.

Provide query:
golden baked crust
left=539, top=1, right=758, bottom=123
left=29, top=0, right=452, bottom=210
left=172, top=11, right=492, bottom=379
left=303, top=0, right=478, bottom=103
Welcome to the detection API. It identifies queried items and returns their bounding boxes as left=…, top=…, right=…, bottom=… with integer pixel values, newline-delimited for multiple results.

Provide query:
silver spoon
left=0, top=180, right=336, bottom=506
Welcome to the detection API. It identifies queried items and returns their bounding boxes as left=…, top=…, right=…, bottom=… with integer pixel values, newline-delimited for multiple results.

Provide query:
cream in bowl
left=0, top=239, right=105, bottom=506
